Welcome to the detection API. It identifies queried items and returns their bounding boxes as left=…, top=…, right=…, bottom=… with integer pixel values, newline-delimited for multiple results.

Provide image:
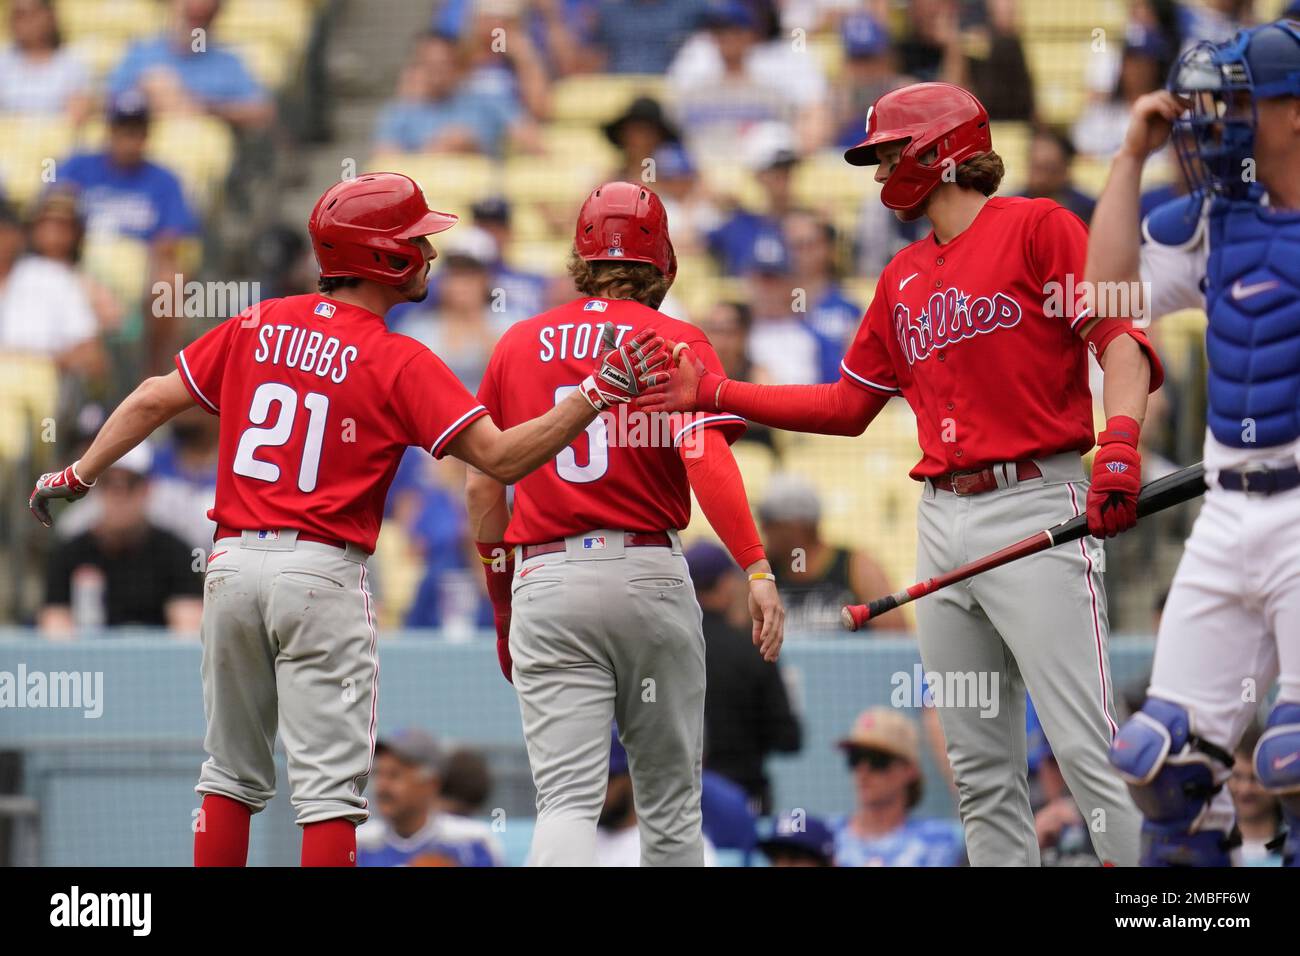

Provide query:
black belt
left=1216, top=464, right=1300, bottom=495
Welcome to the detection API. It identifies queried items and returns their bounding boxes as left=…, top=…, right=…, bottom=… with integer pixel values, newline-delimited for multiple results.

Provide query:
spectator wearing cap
left=40, top=443, right=203, bottom=637
left=357, top=729, right=505, bottom=867
left=784, top=209, right=862, bottom=384
left=1230, top=719, right=1284, bottom=867
left=743, top=229, right=825, bottom=385
left=830, top=12, right=912, bottom=152
left=59, top=93, right=200, bottom=370
left=1017, top=126, right=1097, bottom=223
left=0, top=191, right=106, bottom=382
left=832, top=708, right=966, bottom=866
left=705, top=121, right=798, bottom=275
left=669, top=0, right=829, bottom=154
left=603, top=96, right=682, bottom=185
left=687, top=541, right=801, bottom=813
left=468, top=197, right=548, bottom=327
left=759, top=474, right=906, bottom=633
left=595, top=727, right=722, bottom=866
left=0, top=0, right=91, bottom=120
left=757, top=812, right=836, bottom=866
left=108, top=0, right=273, bottom=130
left=1072, top=22, right=1174, bottom=159
left=649, top=143, right=719, bottom=255
left=375, top=32, right=529, bottom=157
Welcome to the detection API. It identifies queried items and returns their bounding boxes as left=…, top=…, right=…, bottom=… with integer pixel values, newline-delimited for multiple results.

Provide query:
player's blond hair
left=567, top=249, right=671, bottom=308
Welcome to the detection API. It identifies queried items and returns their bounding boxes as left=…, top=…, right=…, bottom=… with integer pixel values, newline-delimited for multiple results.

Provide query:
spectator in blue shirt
left=357, top=730, right=505, bottom=867
left=785, top=210, right=861, bottom=385
left=374, top=32, right=526, bottom=157
left=831, top=708, right=966, bottom=867
left=588, top=0, right=708, bottom=74
left=706, top=121, right=797, bottom=275
left=831, top=13, right=911, bottom=152
left=108, top=0, right=272, bottom=130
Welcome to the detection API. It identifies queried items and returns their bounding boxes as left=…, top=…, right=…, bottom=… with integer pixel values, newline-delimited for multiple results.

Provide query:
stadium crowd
left=2, top=0, right=1296, bottom=865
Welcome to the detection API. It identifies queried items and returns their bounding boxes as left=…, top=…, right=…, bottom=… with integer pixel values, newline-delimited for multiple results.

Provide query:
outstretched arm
left=641, top=346, right=889, bottom=436
left=30, top=371, right=195, bottom=526
left=680, top=427, right=784, bottom=662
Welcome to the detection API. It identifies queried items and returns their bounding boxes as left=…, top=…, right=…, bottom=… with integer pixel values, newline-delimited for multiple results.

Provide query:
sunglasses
left=847, top=748, right=900, bottom=771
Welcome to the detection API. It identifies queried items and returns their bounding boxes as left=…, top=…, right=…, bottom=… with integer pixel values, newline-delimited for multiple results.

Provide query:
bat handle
left=841, top=595, right=899, bottom=631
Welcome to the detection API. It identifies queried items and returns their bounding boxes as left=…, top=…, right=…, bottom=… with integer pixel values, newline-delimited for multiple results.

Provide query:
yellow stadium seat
left=215, top=0, right=314, bottom=54
left=1153, top=308, right=1207, bottom=384
left=503, top=154, right=603, bottom=206
left=0, top=116, right=75, bottom=207
left=804, top=33, right=844, bottom=81
left=1024, top=39, right=1094, bottom=125
left=225, top=39, right=293, bottom=91
left=69, top=36, right=129, bottom=82
left=368, top=152, right=499, bottom=205
left=532, top=125, right=621, bottom=171
left=550, top=74, right=667, bottom=125
left=81, top=234, right=151, bottom=308
left=990, top=120, right=1031, bottom=193
left=696, top=161, right=764, bottom=211
left=54, top=0, right=164, bottom=41
left=0, top=354, right=59, bottom=463
left=147, top=116, right=235, bottom=209
left=505, top=239, right=570, bottom=275
left=1018, top=0, right=1126, bottom=36
left=793, top=150, right=876, bottom=210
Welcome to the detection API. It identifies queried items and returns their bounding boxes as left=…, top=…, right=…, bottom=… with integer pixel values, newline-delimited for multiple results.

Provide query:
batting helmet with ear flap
left=574, top=182, right=677, bottom=283
left=844, top=82, right=992, bottom=214
left=309, top=172, right=459, bottom=286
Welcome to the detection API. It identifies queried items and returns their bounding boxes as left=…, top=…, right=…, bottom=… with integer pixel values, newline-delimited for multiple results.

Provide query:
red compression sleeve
left=714, top=378, right=889, bottom=436
left=681, top=428, right=765, bottom=569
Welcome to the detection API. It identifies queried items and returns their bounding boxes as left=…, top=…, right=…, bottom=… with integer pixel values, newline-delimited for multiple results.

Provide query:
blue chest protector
left=1200, top=196, right=1300, bottom=447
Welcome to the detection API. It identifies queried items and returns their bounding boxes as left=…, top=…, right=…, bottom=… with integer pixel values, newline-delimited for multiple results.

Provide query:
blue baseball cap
left=653, top=142, right=696, bottom=180
left=756, top=813, right=835, bottom=864
left=107, top=89, right=150, bottom=125
left=703, top=0, right=757, bottom=30
left=748, top=229, right=791, bottom=275
left=842, top=13, right=890, bottom=59
left=685, top=540, right=733, bottom=591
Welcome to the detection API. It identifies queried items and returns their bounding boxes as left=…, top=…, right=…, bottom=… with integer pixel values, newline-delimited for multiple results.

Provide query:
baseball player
left=465, top=182, right=785, bottom=867
left=28, top=172, right=669, bottom=867
left=1093, top=20, right=1300, bottom=866
left=642, top=82, right=1166, bottom=866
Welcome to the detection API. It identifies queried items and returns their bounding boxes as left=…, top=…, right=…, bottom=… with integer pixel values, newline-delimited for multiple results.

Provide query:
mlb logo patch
left=1106, top=462, right=1128, bottom=474
left=314, top=301, right=336, bottom=318
left=257, top=530, right=280, bottom=541
left=605, top=247, right=625, bottom=257
left=583, top=535, right=607, bottom=550
left=584, top=300, right=608, bottom=312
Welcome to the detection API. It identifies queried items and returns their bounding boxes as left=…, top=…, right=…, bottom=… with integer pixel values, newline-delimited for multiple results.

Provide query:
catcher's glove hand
left=30, top=462, right=95, bottom=528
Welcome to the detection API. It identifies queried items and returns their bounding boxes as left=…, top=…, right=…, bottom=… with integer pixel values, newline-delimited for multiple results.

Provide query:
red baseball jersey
left=175, top=294, right=489, bottom=552
left=477, top=297, right=745, bottom=546
left=840, top=196, right=1096, bottom=479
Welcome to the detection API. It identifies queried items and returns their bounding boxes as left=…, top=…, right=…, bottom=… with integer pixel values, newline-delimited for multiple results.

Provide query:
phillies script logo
left=893, top=288, right=1023, bottom=365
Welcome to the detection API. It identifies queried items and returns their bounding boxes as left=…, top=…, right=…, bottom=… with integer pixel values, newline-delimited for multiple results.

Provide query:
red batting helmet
left=574, top=182, right=677, bottom=283
left=309, top=172, right=458, bottom=285
left=844, top=82, right=992, bottom=214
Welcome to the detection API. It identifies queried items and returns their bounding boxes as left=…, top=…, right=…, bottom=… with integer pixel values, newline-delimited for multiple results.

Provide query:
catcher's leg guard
left=1254, top=701, right=1300, bottom=867
left=1109, top=697, right=1235, bottom=866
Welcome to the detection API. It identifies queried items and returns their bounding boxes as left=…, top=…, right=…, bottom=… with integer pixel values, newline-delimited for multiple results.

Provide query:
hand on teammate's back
left=636, top=342, right=722, bottom=414
left=746, top=560, right=785, bottom=663
left=579, top=322, right=671, bottom=410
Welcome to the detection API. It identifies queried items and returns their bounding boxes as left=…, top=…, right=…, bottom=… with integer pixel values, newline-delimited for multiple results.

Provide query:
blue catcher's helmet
left=1170, top=19, right=1300, bottom=199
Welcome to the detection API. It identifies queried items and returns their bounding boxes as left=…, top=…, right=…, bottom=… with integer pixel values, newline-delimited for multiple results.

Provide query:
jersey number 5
left=233, top=382, right=330, bottom=493
left=553, top=384, right=607, bottom=483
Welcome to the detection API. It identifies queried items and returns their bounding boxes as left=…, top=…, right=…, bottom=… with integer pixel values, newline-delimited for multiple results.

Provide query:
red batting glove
left=30, top=461, right=95, bottom=528
left=579, top=323, right=670, bottom=411
left=476, top=541, right=515, bottom=683
left=1087, top=416, right=1142, bottom=538
left=636, top=342, right=725, bottom=414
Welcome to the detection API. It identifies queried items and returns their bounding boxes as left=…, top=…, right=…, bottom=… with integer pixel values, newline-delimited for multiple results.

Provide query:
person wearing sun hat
left=831, top=707, right=966, bottom=867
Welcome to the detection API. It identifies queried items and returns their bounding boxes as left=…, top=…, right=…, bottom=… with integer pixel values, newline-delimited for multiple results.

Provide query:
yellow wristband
left=748, top=572, right=776, bottom=583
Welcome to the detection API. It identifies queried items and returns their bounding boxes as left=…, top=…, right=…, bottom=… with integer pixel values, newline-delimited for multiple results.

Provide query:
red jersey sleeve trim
left=839, top=360, right=900, bottom=395
left=672, top=413, right=746, bottom=447
left=175, top=350, right=219, bottom=413
left=430, top=405, right=490, bottom=459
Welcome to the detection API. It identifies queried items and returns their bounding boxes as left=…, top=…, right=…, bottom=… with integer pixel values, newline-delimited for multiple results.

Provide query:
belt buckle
left=950, top=471, right=980, bottom=496
left=1239, top=464, right=1273, bottom=497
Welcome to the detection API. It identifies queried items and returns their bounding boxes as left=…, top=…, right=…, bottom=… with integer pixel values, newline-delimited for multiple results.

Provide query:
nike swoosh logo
left=1231, top=279, right=1279, bottom=300
left=899, top=272, right=920, bottom=292
left=519, top=564, right=547, bottom=578
left=1273, top=751, right=1300, bottom=771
